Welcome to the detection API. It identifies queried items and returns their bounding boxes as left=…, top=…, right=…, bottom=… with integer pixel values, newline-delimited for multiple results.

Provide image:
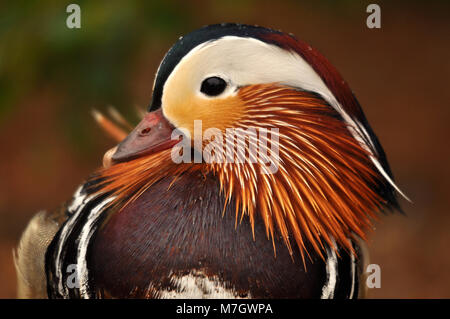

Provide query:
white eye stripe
left=163, top=35, right=339, bottom=111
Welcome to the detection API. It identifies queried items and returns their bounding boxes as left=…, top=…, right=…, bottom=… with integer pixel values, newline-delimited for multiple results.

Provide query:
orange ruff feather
left=94, top=84, right=385, bottom=262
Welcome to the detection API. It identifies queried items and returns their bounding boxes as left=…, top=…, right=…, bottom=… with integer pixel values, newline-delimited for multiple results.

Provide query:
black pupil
left=200, top=77, right=227, bottom=96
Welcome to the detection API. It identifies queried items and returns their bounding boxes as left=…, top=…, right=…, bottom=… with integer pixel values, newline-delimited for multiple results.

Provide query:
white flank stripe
left=55, top=185, right=91, bottom=297
left=348, top=248, right=356, bottom=299
left=321, top=242, right=338, bottom=299
left=77, top=197, right=114, bottom=299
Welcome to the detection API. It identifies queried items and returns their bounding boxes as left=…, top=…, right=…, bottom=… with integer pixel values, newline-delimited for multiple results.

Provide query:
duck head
left=95, top=24, right=406, bottom=260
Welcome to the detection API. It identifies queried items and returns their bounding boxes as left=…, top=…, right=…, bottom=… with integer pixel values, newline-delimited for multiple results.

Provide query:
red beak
left=111, top=109, right=178, bottom=163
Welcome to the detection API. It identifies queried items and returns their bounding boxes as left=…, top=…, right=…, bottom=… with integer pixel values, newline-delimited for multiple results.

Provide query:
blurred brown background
left=0, top=0, right=449, bottom=298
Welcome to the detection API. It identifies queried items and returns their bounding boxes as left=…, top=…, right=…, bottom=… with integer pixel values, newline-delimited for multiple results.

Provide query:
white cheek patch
left=161, top=36, right=408, bottom=200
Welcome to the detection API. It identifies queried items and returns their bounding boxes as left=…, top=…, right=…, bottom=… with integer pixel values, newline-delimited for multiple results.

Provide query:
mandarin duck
left=15, top=23, right=407, bottom=299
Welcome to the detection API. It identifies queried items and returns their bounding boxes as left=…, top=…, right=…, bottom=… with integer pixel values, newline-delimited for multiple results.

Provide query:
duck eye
left=200, top=77, right=227, bottom=96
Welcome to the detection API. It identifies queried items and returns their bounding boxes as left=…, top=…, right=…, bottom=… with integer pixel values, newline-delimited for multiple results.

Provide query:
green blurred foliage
left=0, top=0, right=194, bottom=153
